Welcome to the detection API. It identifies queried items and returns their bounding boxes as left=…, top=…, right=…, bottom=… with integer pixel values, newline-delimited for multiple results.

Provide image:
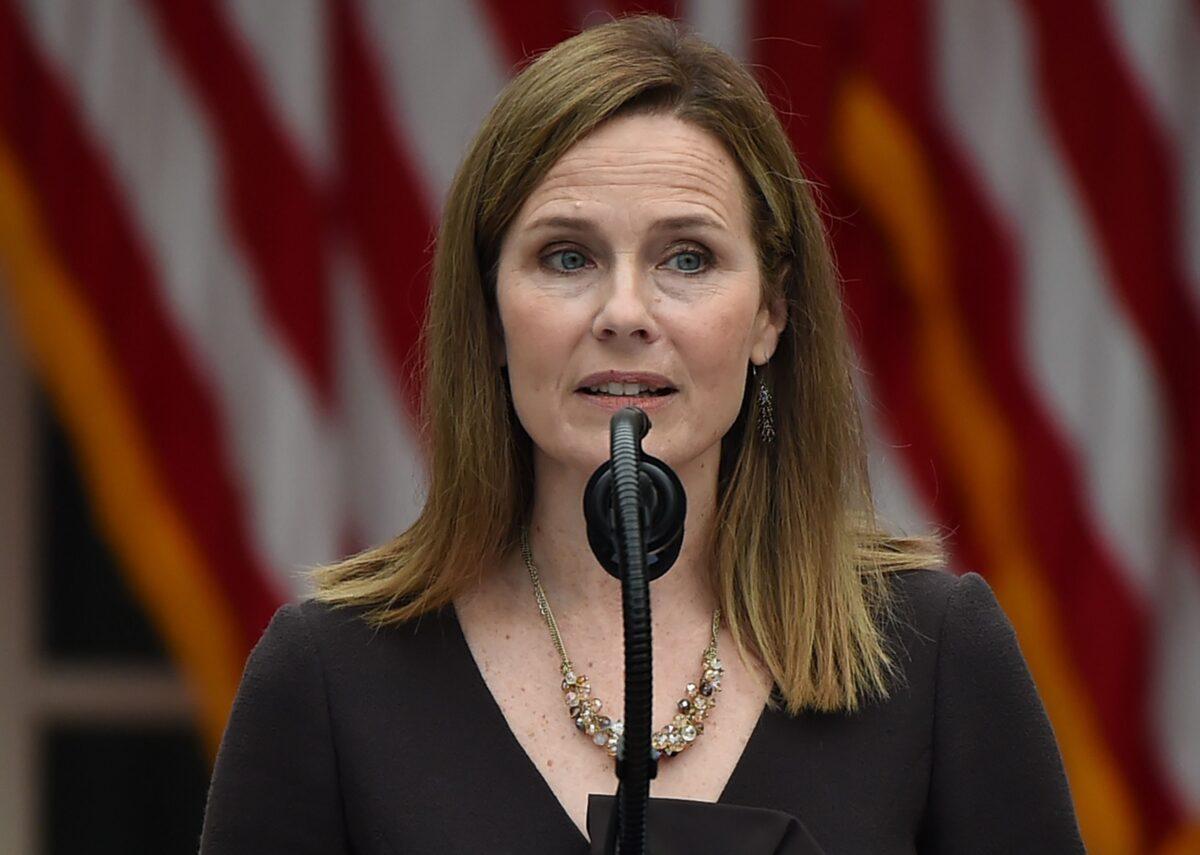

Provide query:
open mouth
left=579, top=381, right=675, bottom=398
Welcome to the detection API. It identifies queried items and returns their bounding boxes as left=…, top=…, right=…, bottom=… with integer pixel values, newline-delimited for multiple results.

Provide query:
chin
left=530, top=416, right=719, bottom=481
left=531, top=432, right=616, bottom=478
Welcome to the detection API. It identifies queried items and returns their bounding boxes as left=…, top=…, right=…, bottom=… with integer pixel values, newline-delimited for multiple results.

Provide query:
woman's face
left=495, top=112, right=784, bottom=477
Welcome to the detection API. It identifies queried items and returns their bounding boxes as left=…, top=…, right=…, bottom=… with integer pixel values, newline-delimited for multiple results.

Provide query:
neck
left=514, top=448, right=721, bottom=631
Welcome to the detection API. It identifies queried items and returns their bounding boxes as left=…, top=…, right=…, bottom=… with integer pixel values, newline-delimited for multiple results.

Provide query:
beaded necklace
left=520, top=527, right=724, bottom=759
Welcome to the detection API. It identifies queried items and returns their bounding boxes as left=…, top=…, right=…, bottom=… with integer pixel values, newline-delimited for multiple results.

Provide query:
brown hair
left=312, top=14, right=943, bottom=713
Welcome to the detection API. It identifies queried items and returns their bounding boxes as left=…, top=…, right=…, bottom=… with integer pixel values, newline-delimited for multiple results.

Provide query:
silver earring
left=753, top=364, right=775, bottom=444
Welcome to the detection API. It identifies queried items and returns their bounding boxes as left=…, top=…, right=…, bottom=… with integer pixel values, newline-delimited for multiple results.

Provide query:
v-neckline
left=445, top=602, right=774, bottom=848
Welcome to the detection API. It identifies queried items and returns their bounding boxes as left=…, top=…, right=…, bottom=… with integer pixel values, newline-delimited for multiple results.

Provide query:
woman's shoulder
left=874, top=568, right=1028, bottom=705
left=887, top=567, right=1039, bottom=694
left=877, top=568, right=1061, bottom=759
left=251, top=597, right=458, bottom=675
left=252, top=598, right=371, bottom=655
left=880, top=574, right=1083, bottom=849
left=882, top=567, right=1011, bottom=646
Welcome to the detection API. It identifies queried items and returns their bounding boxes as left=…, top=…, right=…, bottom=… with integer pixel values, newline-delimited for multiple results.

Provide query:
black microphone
left=581, top=406, right=687, bottom=855
left=582, top=409, right=686, bottom=581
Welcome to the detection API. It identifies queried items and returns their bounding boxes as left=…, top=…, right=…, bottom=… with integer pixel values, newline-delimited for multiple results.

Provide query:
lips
left=574, top=370, right=678, bottom=412
left=575, top=370, right=676, bottom=394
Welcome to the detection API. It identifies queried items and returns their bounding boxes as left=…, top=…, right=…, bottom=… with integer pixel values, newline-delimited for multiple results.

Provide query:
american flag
left=0, top=1, right=1196, bottom=850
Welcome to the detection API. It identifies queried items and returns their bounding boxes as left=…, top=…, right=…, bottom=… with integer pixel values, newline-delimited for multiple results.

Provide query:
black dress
left=198, top=569, right=1084, bottom=853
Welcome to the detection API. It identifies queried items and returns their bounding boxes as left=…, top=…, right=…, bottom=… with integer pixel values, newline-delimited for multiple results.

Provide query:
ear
left=750, top=296, right=787, bottom=366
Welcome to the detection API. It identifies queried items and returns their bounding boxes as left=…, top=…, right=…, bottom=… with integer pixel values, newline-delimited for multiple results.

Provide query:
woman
left=199, top=14, right=1083, bottom=854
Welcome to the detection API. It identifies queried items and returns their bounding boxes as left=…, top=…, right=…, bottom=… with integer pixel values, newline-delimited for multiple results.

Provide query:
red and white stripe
left=18, top=0, right=339, bottom=597
left=935, top=0, right=1200, bottom=820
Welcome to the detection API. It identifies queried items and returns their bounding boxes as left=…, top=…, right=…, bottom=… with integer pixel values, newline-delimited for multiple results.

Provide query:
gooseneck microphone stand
left=583, top=407, right=686, bottom=855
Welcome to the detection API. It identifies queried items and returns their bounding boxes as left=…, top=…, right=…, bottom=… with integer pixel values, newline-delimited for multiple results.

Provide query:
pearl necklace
left=519, top=527, right=724, bottom=759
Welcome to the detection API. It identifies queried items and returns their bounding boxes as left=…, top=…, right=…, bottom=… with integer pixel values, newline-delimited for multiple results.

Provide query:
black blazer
left=198, top=569, right=1084, bottom=853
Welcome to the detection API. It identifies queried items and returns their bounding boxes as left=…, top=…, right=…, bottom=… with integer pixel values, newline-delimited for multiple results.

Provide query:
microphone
left=581, top=406, right=687, bottom=855
left=582, top=408, right=687, bottom=581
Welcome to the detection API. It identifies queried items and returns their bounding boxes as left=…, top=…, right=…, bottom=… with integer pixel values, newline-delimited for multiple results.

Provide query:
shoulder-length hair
left=313, top=14, right=943, bottom=713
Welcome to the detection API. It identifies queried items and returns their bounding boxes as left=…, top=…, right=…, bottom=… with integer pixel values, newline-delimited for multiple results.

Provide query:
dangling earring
left=752, top=363, right=775, bottom=444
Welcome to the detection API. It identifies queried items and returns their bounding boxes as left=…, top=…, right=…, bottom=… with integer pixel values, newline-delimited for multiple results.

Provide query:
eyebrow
left=523, top=213, right=729, bottom=233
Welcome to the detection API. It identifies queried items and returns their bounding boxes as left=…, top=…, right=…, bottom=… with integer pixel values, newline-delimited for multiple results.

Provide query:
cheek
left=500, top=285, right=551, bottom=352
left=497, top=288, right=581, bottom=403
left=680, top=302, right=758, bottom=376
left=673, top=302, right=759, bottom=425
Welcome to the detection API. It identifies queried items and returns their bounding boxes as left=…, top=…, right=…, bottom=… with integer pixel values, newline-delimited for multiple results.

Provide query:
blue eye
left=543, top=248, right=591, bottom=273
left=540, top=245, right=712, bottom=275
left=667, top=249, right=709, bottom=273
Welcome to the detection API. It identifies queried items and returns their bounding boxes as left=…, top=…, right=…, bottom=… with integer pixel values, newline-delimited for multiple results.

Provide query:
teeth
left=586, top=382, right=663, bottom=396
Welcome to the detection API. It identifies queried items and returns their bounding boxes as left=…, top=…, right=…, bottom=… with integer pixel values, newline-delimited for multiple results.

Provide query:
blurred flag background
left=0, top=1, right=1197, bottom=852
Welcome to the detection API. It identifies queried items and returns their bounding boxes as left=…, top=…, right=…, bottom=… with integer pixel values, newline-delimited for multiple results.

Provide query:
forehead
left=517, top=113, right=750, bottom=232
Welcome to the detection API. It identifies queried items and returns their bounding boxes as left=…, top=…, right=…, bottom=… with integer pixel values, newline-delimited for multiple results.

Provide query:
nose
left=591, top=256, right=661, bottom=344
